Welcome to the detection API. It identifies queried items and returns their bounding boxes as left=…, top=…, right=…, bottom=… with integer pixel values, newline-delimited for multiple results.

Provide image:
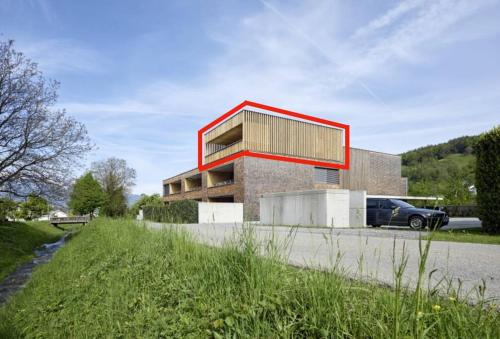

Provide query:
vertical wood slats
left=204, top=141, right=243, bottom=163
left=242, top=110, right=342, bottom=162
left=204, top=110, right=343, bottom=163
left=204, top=113, right=243, bottom=142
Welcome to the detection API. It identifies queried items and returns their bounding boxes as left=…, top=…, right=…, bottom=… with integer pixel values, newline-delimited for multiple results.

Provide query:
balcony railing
left=186, top=185, right=202, bottom=192
left=205, top=139, right=242, bottom=156
left=205, top=141, right=243, bottom=163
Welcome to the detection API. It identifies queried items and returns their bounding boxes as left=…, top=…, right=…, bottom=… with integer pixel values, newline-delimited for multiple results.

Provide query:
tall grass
left=0, top=218, right=498, bottom=338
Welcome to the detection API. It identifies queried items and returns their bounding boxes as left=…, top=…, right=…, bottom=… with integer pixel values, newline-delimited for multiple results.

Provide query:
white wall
left=260, top=189, right=351, bottom=227
left=349, top=190, right=367, bottom=227
left=198, top=202, right=243, bottom=224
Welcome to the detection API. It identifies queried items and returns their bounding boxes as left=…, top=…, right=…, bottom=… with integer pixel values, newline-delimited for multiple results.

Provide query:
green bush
left=143, top=200, right=198, bottom=223
left=475, top=126, right=500, bottom=234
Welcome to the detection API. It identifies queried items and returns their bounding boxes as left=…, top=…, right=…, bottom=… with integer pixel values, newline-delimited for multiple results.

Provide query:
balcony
left=205, top=141, right=243, bottom=163
left=207, top=163, right=234, bottom=188
left=184, top=173, right=202, bottom=192
left=205, top=124, right=243, bottom=163
left=168, top=180, right=181, bottom=194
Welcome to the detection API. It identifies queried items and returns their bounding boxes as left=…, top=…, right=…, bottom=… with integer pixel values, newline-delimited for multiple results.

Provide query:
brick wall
left=241, top=157, right=339, bottom=220
left=163, top=148, right=407, bottom=220
left=340, top=148, right=406, bottom=196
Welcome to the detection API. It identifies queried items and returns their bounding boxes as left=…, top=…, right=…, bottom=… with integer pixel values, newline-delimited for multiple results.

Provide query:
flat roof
left=367, top=195, right=443, bottom=201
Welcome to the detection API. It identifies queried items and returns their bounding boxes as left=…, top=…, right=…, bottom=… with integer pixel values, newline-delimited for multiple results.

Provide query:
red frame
left=198, top=100, right=350, bottom=171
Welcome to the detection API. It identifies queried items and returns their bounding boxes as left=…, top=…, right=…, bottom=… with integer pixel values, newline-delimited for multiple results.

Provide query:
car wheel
left=409, top=216, right=425, bottom=230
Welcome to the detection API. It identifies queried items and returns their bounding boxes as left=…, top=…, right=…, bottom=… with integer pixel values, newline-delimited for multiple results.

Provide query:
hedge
left=441, top=205, right=478, bottom=218
left=143, top=200, right=198, bottom=224
left=475, top=126, right=500, bottom=234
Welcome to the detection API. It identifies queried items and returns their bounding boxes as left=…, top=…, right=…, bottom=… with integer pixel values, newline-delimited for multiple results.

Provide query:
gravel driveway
left=145, top=221, right=499, bottom=303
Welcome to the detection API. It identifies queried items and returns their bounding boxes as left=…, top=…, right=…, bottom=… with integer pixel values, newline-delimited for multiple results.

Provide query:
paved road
left=145, top=221, right=499, bottom=303
left=442, top=217, right=482, bottom=230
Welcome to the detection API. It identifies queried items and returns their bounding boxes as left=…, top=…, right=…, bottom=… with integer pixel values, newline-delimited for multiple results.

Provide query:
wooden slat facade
left=204, top=113, right=244, bottom=143
left=204, top=141, right=243, bottom=163
left=203, top=110, right=343, bottom=164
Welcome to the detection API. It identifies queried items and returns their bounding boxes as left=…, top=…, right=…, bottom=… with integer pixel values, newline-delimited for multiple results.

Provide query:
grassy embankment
left=429, top=229, right=500, bottom=245
left=0, top=218, right=498, bottom=338
left=0, top=221, right=64, bottom=281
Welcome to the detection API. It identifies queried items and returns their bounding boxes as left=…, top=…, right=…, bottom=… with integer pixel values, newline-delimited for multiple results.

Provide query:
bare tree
left=0, top=40, right=92, bottom=200
left=91, top=157, right=136, bottom=216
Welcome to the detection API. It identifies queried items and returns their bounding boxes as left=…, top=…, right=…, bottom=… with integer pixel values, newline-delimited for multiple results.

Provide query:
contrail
left=259, top=0, right=389, bottom=107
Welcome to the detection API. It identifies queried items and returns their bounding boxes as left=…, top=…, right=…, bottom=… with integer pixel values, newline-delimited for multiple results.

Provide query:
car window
left=381, top=199, right=393, bottom=209
left=367, top=199, right=378, bottom=208
left=391, top=199, right=414, bottom=208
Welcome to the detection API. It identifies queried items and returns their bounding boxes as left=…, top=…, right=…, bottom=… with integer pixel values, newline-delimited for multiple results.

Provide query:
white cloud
left=19, top=38, right=106, bottom=75
left=61, top=0, right=500, bottom=194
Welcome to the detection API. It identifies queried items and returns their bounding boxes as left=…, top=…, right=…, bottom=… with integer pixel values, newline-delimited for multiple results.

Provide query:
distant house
left=37, top=210, right=68, bottom=221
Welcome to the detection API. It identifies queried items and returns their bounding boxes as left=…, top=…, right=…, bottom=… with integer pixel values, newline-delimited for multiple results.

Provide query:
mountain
left=401, top=135, right=479, bottom=204
left=127, top=194, right=141, bottom=207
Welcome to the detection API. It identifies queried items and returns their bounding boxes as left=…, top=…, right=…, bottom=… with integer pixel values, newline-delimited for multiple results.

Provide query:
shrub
left=143, top=200, right=198, bottom=223
left=442, top=205, right=478, bottom=218
left=475, top=126, right=500, bottom=233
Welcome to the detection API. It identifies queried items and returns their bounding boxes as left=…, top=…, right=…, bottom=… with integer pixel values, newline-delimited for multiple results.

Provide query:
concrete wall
left=242, top=157, right=339, bottom=221
left=198, top=202, right=243, bottom=224
left=260, top=189, right=350, bottom=227
left=349, top=190, right=366, bottom=227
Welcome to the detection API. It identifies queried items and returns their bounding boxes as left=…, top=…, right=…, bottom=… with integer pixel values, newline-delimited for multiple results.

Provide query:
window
left=382, top=199, right=393, bottom=209
left=367, top=199, right=378, bottom=208
left=314, top=167, right=339, bottom=184
left=163, top=184, right=170, bottom=196
left=391, top=199, right=415, bottom=208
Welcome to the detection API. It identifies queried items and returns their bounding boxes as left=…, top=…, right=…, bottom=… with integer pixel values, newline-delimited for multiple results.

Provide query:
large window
left=314, top=167, right=339, bottom=184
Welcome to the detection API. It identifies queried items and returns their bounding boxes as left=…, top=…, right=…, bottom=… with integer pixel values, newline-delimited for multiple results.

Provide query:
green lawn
left=438, top=153, right=475, bottom=169
left=0, top=221, right=64, bottom=281
left=428, top=229, right=500, bottom=245
left=0, top=218, right=498, bottom=338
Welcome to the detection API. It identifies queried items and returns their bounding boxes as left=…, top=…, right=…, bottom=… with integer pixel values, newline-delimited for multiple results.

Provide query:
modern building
left=163, top=104, right=407, bottom=220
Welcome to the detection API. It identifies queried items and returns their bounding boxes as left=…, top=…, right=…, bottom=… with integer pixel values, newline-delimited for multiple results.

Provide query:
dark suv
left=367, top=198, right=449, bottom=229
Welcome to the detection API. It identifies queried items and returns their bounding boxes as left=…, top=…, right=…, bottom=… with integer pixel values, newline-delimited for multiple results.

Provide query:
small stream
left=0, top=233, right=70, bottom=305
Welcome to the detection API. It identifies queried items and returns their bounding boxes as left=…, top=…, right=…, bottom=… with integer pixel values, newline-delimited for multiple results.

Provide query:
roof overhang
left=367, top=195, right=444, bottom=201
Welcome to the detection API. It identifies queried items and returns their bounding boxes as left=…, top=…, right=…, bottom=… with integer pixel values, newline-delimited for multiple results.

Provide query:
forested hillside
left=401, top=135, right=478, bottom=204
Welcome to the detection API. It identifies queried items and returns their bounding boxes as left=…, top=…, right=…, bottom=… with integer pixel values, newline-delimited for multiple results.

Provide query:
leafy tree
left=443, top=165, right=473, bottom=205
left=475, top=126, right=500, bottom=234
left=69, top=172, right=105, bottom=218
left=0, top=198, right=17, bottom=221
left=91, top=158, right=136, bottom=217
left=129, top=194, right=163, bottom=217
left=402, top=135, right=479, bottom=166
left=20, top=195, right=49, bottom=220
left=402, top=134, right=479, bottom=204
left=0, top=40, right=92, bottom=200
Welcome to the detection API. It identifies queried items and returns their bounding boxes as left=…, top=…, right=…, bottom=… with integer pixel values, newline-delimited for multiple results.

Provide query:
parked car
left=366, top=198, right=449, bottom=229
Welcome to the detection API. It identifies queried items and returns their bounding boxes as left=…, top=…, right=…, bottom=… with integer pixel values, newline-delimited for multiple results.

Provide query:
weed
left=0, top=218, right=498, bottom=338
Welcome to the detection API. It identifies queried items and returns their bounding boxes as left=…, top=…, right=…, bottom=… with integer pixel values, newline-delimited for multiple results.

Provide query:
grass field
left=429, top=229, right=500, bottom=245
left=0, top=221, right=64, bottom=281
left=0, top=218, right=498, bottom=338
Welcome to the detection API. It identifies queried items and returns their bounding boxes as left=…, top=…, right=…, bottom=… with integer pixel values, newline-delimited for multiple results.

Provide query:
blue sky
left=1, top=0, right=499, bottom=194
